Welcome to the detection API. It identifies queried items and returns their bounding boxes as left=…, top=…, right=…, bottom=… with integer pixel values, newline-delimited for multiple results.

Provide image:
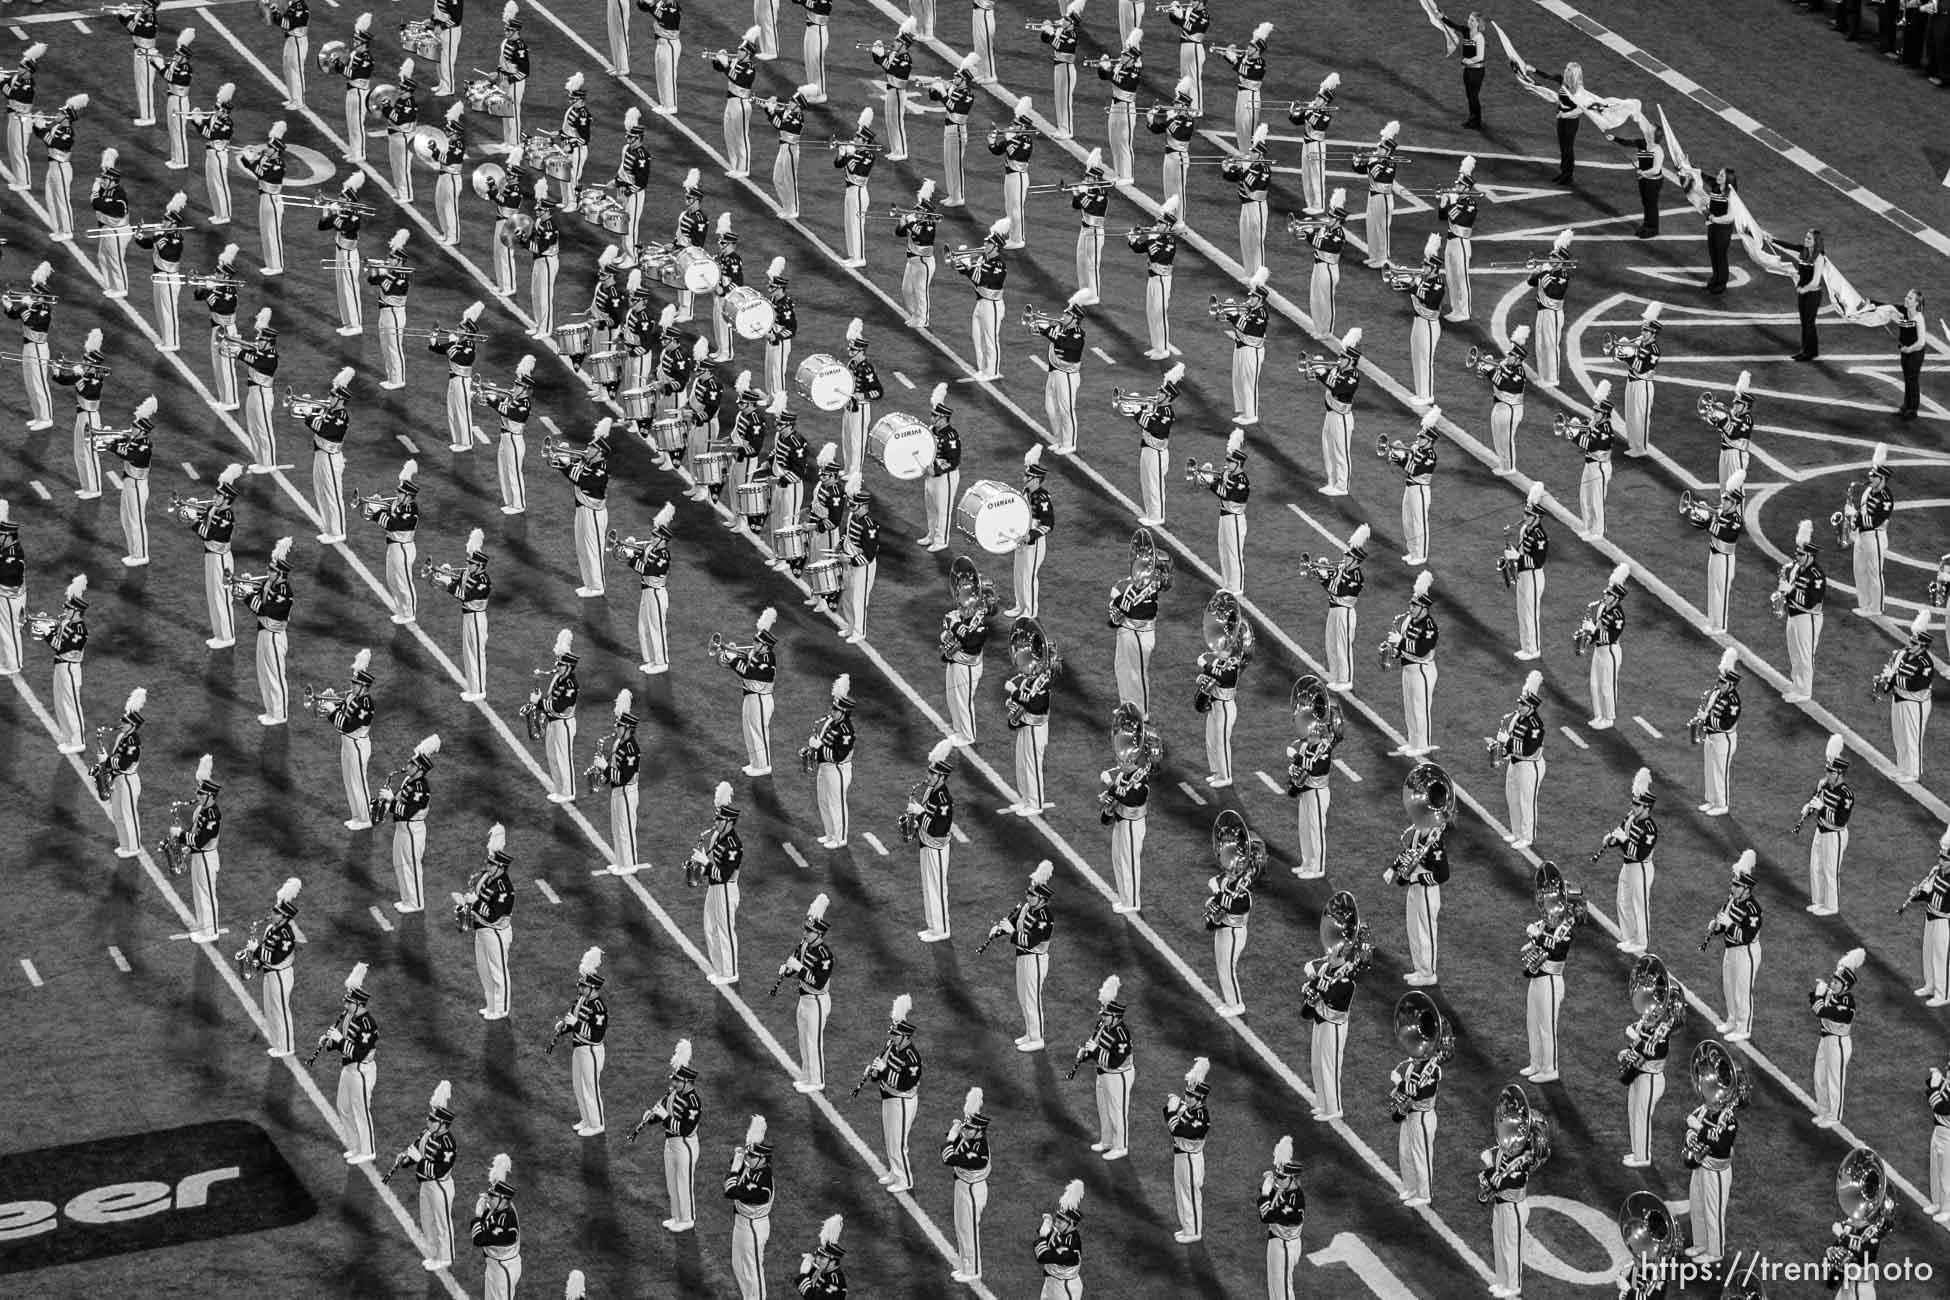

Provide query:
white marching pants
left=1626, top=1067, right=1665, bottom=1162
left=704, top=880, right=740, bottom=981
left=474, top=924, right=511, bottom=1016
left=1406, top=884, right=1440, bottom=979
left=1616, top=859, right=1653, bottom=953
left=1325, top=605, right=1356, bottom=687
left=1721, top=941, right=1760, bottom=1036
left=1525, top=971, right=1562, bottom=1075
left=1813, top=1033, right=1851, bottom=1123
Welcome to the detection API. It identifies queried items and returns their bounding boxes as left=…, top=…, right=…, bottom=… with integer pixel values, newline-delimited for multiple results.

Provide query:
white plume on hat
left=165, top=191, right=187, bottom=215
left=1160, top=195, right=1181, bottom=218
left=1458, top=155, right=1476, bottom=177
left=64, top=94, right=89, bottom=112
left=959, top=51, right=980, bottom=73
left=1014, top=95, right=1033, bottom=118
left=819, top=1215, right=843, bottom=1248
left=1522, top=669, right=1544, bottom=698
left=268, top=121, right=286, bottom=141
left=332, top=366, right=355, bottom=391
left=399, top=459, right=419, bottom=483
left=990, top=217, right=1012, bottom=238
left=1031, top=860, right=1054, bottom=887
left=714, top=781, right=734, bottom=808
left=341, top=172, right=365, bottom=196
left=1913, top=609, right=1932, bottom=638
left=1592, top=380, right=1613, bottom=405
left=388, top=230, right=410, bottom=254
left=1328, top=186, right=1347, bottom=211
left=1097, top=974, right=1120, bottom=1005
left=461, top=300, right=485, bottom=324
left=891, top=993, right=912, bottom=1023
left=1525, top=482, right=1545, bottom=508
left=487, top=823, right=506, bottom=856
left=84, top=328, right=103, bottom=353
left=429, top=1080, right=452, bottom=1110
left=1412, top=571, right=1434, bottom=599
left=653, top=502, right=676, bottom=532
left=217, top=464, right=244, bottom=490
left=845, top=318, right=864, bottom=343
left=502, top=1, right=519, bottom=21
left=1253, top=21, right=1274, bottom=41
left=400, top=58, right=416, bottom=81
left=682, top=168, right=700, bottom=190
left=1734, top=370, right=1751, bottom=397
left=565, top=71, right=583, bottom=93
left=276, top=877, right=302, bottom=906
left=552, top=628, right=573, bottom=658
left=930, top=382, right=949, bottom=407
left=269, top=536, right=292, bottom=565
left=745, top=1115, right=767, bottom=1147
left=669, top=1038, right=692, bottom=1071
left=21, top=42, right=47, bottom=62
left=66, top=575, right=87, bottom=602
left=624, top=107, right=641, bottom=131
left=1824, top=734, right=1845, bottom=764
left=1724, top=469, right=1746, bottom=494
left=1346, top=523, right=1370, bottom=550
left=1732, top=849, right=1756, bottom=876
left=1422, top=233, right=1442, bottom=261
left=916, top=179, right=936, bottom=203
left=1340, top=327, right=1362, bottom=351
left=253, top=307, right=273, bottom=333
left=1251, top=123, right=1269, bottom=148
left=816, top=443, right=838, bottom=469
left=832, top=674, right=850, bottom=701
left=1872, top=442, right=1888, bottom=469
left=1719, top=648, right=1740, bottom=675
left=578, top=946, right=603, bottom=979
left=1795, top=519, right=1813, bottom=547
left=1837, top=947, right=1865, bottom=974
left=444, top=101, right=465, bottom=125
left=1552, top=229, right=1573, bottom=253
left=1174, top=76, right=1193, bottom=98
left=219, top=241, right=241, bottom=263
left=963, top=1087, right=983, bottom=1118
left=345, top=961, right=368, bottom=992
left=658, top=304, right=676, bottom=329
left=1511, top=325, right=1531, bottom=348
left=716, top=212, right=733, bottom=238
left=844, top=470, right=863, bottom=496
left=806, top=894, right=829, bottom=928
left=565, top=1272, right=585, bottom=1300
left=1023, top=446, right=1043, bottom=471
left=1185, top=1057, right=1210, bottom=1088
left=349, top=648, right=372, bottom=676
left=692, top=337, right=710, bottom=361
left=1059, top=1179, right=1086, bottom=1212
left=1084, top=147, right=1103, bottom=172
left=489, top=1152, right=512, bottom=1185
left=1163, top=362, right=1186, bottom=386
left=1247, top=266, right=1270, bottom=292
left=1273, top=1135, right=1294, bottom=1167
left=1418, top=406, right=1443, bottom=433
left=1609, top=563, right=1629, bottom=588
left=1380, top=119, right=1400, bottom=140
left=767, top=256, right=787, bottom=280
left=1641, top=301, right=1663, bottom=323
left=1226, top=428, right=1245, bottom=458
left=124, top=687, right=146, bottom=715
left=415, top=735, right=442, bottom=758
left=1631, top=767, right=1652, bottom=798
left=195, top=753, right=213, bottom=784
left=928, top=738, right=955, bottom=767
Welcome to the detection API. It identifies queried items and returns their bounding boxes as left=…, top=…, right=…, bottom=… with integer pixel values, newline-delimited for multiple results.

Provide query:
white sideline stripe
left=1635, top=716, right=1663, bottom=739
left=862, top=831, right=890, bottom=857
left=368, top=904, right=395, bottom=932
left=535, top=879, right=562, bottom=904
left=1522, top=0, right=1950, bottom=257
left=881, top=1, right=1948, bottom=1235
left=20, top=959, right=42, bottom=987
left=1177, top=780, right=1208, bottom=806
left=1256, top=770, right=1284, bottom=794
left=1334, top=759, right=1364, bottom=784
left=108, top=945, right=130, bottom=972
left=1559, top=725, right=1589, bottom=750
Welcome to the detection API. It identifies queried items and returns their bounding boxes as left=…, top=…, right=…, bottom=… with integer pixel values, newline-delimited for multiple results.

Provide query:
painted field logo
left=0, top=1121, right=314, bottom=1274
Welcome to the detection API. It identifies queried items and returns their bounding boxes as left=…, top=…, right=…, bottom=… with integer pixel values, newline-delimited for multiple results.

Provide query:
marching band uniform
left=1853, top=448, right=1893, bottom=614
left=1309, top=332, right=1363, bottom=498
left=1908, top=839, right=1950, bottom=1005
left=1221, top=271, right=1270, bottom=426
left=870, top=23, right=915, bottom=161
left=194, top=83, right=235, bottom=225
left=612, top=113, right=649, bottom=250
left=247, top=538, right=294, bottom=724
left=1217, top=25, right=1271, bottom=157
left=0, top=507, right=23, bottom=677
left=700, top=784, right=744, bottom=982
left=941, top=1091, right=989, bottom=1280
left=538, top=631, right=580, bottom=802
left=429, top=103, right=464, bottom=246
left=104, top=690, right=145, bottom=857
left=1619, top=978, right=1674, bottom=1169
left=1683, top=1095, right=1737, bottom=1265
left=427, top=0, right=462, bottom=97
left=451, top=532, right=492, bottom=699
left=1508, top=485, right=1547, bottom=659
left=599, top=691, right=642, bottom=871
left=1078, top=978, right=1133, bottom=1159
left=53, top=335, right=106, bottom=499
left=840, top=476, right=878, bottom=642
left=1520, top=891, right=1575, bottom=1083
left=556, top=76, right=590, bottom=207
left=1289, top=73, right=1339, bottom=213
left=918, top=386, right=960, bottom=549
left=91, top=151, right=131, bottom=300
left=1703, top=473, right=1746, bottom=634
left=1361, top=122, right=1405, bottom=268
left=434, top=303, right=485, bottom=451
left=389, top=735, right=440, bottom=912
left=1569, top=388, right=1618, bottom=539
left=961, top=223, right=1009, bottom=379
left=1526, top=235, right=1574, bottom=387
left=1302, top=197, right=1348, bottom=336
left=603, top=0, right=632, bottom=71
left=715, top=32, right=760, bottom=177
left=341, top=17, right=375, bottom=164
left=117, top=0, right=161, bottom=127
left=1501, top=675, right=1546, bottom=849
left=1163, top=1060, right=1210, bottom=1241
left=989, top=863, right=1053, bottom=1047
left=368, top=232, right=412, bottom=390
left=315, top=173, right=367, bottom=334
left=766, top=406, right=809, bottom=570
left=522, top=185, right=560, bottom=339
left=403, top=1082, right=458, bottom=1270
left=328, top=650, right=376, bottom=829
left=967, top=0, right=997, bottom=80
left=911, top=742, right=957, bottom=939
left=1165, top=0, right=1210, bottom=114
left=795, top=0, right=830, bottom=104
left=673, top=179, right=708, bottom=323
left=763, top=90, right=807, bottom=217
left=45, top=577, right=91, bottom=753
left=154, top=31, right=193, bottom=171
left=1302, top=939, right=1356, bottom=1117
left=639, top=1042, right=701, bottom=1230
left=1035, top=1183, right=1086, bottom=1299
left=2, top=44, right=42, bottom=190
left=303, top=370, right=356, bottom=544
left=1026, top=296, right=1087, bottom=453
left=1485, top=328, right=1529, bottom=475
left=1480, top=1130, right=1535, bottom=1296
left=32, top=93, right=84, bottom=242
left=461, top=831, right=514, bottom=1017
left=1779, top=521, right=1827, bottom=700
left=242, top=123, right=290, bottom=276
left=1037, top=4, right=1084, bottom=138
left=1810, top=948, right=1863, bottom=1127
left=1602, top=768, right=1657, bottom=953
left=1285, top=677, right=1342, bottom=879
left=1223, top=130, right=1274, bottom=276
left=239, top=309, right=281, bottom=471
left=621, top=503, right=674, bottom=672
left=6, top=262, right=56, bottom=430
left=1406, top=236, right=1446, bottom=405
left=1436, top=161, right=1479, bottom=322
left=1613, top=304, right=1662, bottom=454
left=1097, top=34, right=1142, bottom=185
left=555, top=419, right=609, bottom=596
left=1147, top=82, right=1195, bottom=225
left=469, top=1158, right=521, bottom=1299
left=1932, top=1058, right=1950, bottom=1219
left=1132, top=364, right=1180, bottom=524
left=1389, top=410, right=1441, bottom=566
left=1696, top=650, right=1742, bottom=815
left=724, top=1120, right=774, bottom=1298
left=1071, top=154, right=1109, bottom=305
left=841, top=324, right=883, bottom=473
left=764, top=260, right=798, bottom=393
left=809, top=678, right=855, bottom=847
left=276, top=0, right=310, bottom=109
left=1206, top=429, right=1250, bottom=596
left=1393, top=572, right=1439, bottom=757
left=1134, top=202, right=1180, bottom=360
left=488, top=5, right=527, bottom=151
left=321, top=964, right=376, bottom=1162
left=778, top=897, right=832, bottom=1089
left=990, top=99, right=1035, bottom=248
left=367, top=460, right=420, bottom=623
left=382, top=62, right=421, bottom=201
left=487, top=358, right=534, bottom=514
left=1888, top=613, right=1936, bottom=783
left=1109, top=546, right=1161, bottom=716
left=1190, top=616, right=1239, bottom=782
left=1708, top=852, right=1762, bottom=1041
left=725, top=608, right=776, bottom=774
left=868, top=997, right=923, bottom=1191
left=927, top=58, right=977, bottom=206
left=1009, top=449, right=1052, bottom=619
left=560, top=950, right=609, bottom=1135
left=1204, top=844, right=1252, bottom=1008
left=1258, top=1142, right=1307, bottom=1300
left=253, top=879, right=303, bottom=1057
left=1383, top=1035, right=1443, bottom=1209
left=1102, top=750, right=1149, bottom=912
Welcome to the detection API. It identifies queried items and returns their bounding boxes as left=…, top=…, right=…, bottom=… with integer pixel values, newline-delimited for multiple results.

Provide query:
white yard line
left=892, top=370, right=916, bottom=389
left=1635, top=715, right=1664, bottom=739
left=781, top=843, right=811, bottom=871
left=535, top=879, right=562, bottom=904
left=368, top=904, right=395, bottom=932
left=28, top=480, right=51, bottom=500
left=1256, top=770, right=1285, bottom=794
left=1090, top=345, right=1117, bottom=365
left=1559, top=725, right=1590, bottom=750
left=107, top=945, right=131, bottom=972
left=862, top=831, right=890, bottom=857
left=1176, top=780, right=1209, bottom=806
left=1333, top=759, right=1364, bottom=784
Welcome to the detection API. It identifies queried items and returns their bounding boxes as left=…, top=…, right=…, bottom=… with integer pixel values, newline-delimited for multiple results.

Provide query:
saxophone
left=584, top=731, right=616, bottom=795
left=156, top=799, right=193, bottom=875
left=800, top=710, right=837, bottom=774
left=1686, top=685, right=1721, bottom=745
left=1870, top=646, right=1903, bottom=700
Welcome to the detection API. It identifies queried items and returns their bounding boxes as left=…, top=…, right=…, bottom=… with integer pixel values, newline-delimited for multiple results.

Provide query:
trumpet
left=21, top=610, right=60, bottom=639
left=604, top=528, right=653, bottom=562
left=1184, top=456, right=1220, bottom=487
left=1380, top=268, right=1420, bottom=292
left=89, top=428, right=132, bottom=454
left=418, top=559, right=463, bottom=586
left=156, top=799, right=193, bottom=875
left=1374, top=433, right=1407, bottom=460
left=97, top=2, right=141, bottom=14
left=943, top=246, right=982, bottom=272
left=228, top=571, right=269, bottom=602
left=167, top=494, right=217, bottom=525
left=1462, top=345, right=1500, bottom=376
left=1284, top=214, right=1336, bottom=235
left=707, top=632, right=757, bottom=666
left=1298, top=551, right=1337, bottom=583
left=469, top=378, right=513, bottom=408
left=350, top=486, right=398, bottom=517
left=1109, top=387, right=1160, bottom=419
left=1020, top=305, right=1057, bottom=332
left=301, top=682, right=348, bottom=721
left=1209, top=295, right=1245, bottom=319
left=1549, top=412, right=1587, bottom=440
left=281, top=390, right=329, bottom=417
left=815, top=137, right=887, bottom=152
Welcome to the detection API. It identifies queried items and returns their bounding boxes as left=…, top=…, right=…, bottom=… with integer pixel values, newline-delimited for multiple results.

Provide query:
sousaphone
left=1290, top=673, right=1345, bottom=747
left=1533, top=861, right=1585, bottom=926
left=1691, top=1040, right=1752, bottom=1112
left=948, top=553, right=997, bottom=617
left=1200, top=589, right=1255, bottom=665
left=1628, top=953, right=1680, bottom=1018
left=1210, top=808, right=1266, bottom=880
left=1393, top=990, right=1456, bottom=1063
left=1009, top=616, right=1060, bottom=677
left=1493, top=1082, right=1551, bottom=1162
left=1109, top=701, right=1164, bottom=772
left=1616, top=1189, right=1678, bottom=1264
left=1836, top=1146, right=1894, bottom=1230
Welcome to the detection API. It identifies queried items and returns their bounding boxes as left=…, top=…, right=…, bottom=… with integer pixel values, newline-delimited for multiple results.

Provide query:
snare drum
left=620, top=386, right=656, bottom=419
left=794, top=354, right=856, bottom=412
left=646, top=412, right=688, bottom=452
left=955, top=480, right=1033, bottom=555
left=771, top=523, right=811, bottom=560
left=733, top=480, right=774, bottom=517
left=525, top=134, right=572, bottom=180
left=868, top=413, right=937, bottom=481
left=399, top=19, right=441, bottom=59
left=719, top=285, right=777, bottom=341
left=554, top=319, right=594, bottom=360
left=806, top=558, right=845, bottom=596
left=585, top=349, right=623, bottom=384
left=659, top=247, right=719, bottom=294
left=692, top=451, right=732, bottom=485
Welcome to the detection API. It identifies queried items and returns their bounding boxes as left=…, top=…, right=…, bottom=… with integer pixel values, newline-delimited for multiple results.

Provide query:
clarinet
left=628, top=1087, right=676, bottom=1142
left=1064, top=1032, right=1097, bottom=1082
left=769, top=942, right=801, bottom=997
left=545, top=988, right=590, bottom=1055
left=976, top=918, right=1011, bottom=956
left=849, top=1056, right=881, bottom=1100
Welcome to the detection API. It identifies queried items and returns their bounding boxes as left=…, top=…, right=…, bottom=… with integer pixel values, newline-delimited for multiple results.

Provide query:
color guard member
left=368, top=231, right=412, bottom=390
left=1037, top=3, right=1084, bottom=138
left=869, top=21, right=916, bottom=161
left=363, top=458, right=420, bottom=623
left=43, top=576, right=90, bottom=754
left=1695, top=649, right=1742, bottom=816
left=1526, top=232, right=1574, bottom=387
left=1851, top=445, right=1893, bottom=615
left=1074, top=976, right=1133, bottom=1159
left=1483, top=327, right=1529, bottom=475
left=597, top=690, right=642, bottom=872
left=1163, top=1059, right=1210, bottom=1242
left=321, top=963, right=377, bottom=1163
left=384, top=734, right=439, bottom=912
left=1097, top=31, right=1142, bottom=184
left=715, top=30, right=760, bottom=177
left=238, top=307, right=281, bottom=471
left=33, top=93, right=87, bottom=242
left=840, top=474, right=878, bottom=643
left=698, top=782, right=744, bottom=983
left=470, top=1155, right=521, bottom=1299
left=632, top=1040, right=701, bottom=1231
left=808, top=677, right=854, bottom=847
left=1886, top=610, right=1936, bottom=783
left=1359, top=121, right=1406, bottom=268
left=1619, top=117, right=1664, bottom=238
left=1035, top=1181, right=1086, bottom=1298
left=250, top=877, right=304, bottom=1057
left=1612, top=302, right=1662, bottom=455
left=116, top=0, right=161, bottom=126
left=1071, top=151, right=1110, bottom=304
left=1216, top=23, right=1271, bottom=153
left=1902, top=832, right=1950, bottom=1007
left=1702, top=471, right=1746, bottom=634
left=1600, top=768, right=1657, bottom=955
left=1259, top=1138, right=1306, bottom=1299
left=461, top=825, right=514, bottom=1017
left=1404, top=235, right=1446, bottom=405
left=910, top=740, right=957, bottom=940
left=1570, top=384, right=1618, bottom=538
left=102, top=688, right=146, bottom=858
left=1705, top=851, right=1762, bottom=1041
left=397, top=1081, right=457, bottom=1271
left=865, top=995, right=923, bottom=1192
left=105, top=397, right=154, bottom=568
left=382, top=61, right=420, bottom=202
left=558, top=948, right=608, bottom=1136
left=1508, top=482, right=1547, bottom=659
left=323, top=648, right=376, bottom=829
left=725, top=1118, right=774, bottom=1299
left=91, top=151, right=133, bottom=300
left=777, top=896, right=833, bottom=1090
left=940, top=1090, right=989, bottom=1279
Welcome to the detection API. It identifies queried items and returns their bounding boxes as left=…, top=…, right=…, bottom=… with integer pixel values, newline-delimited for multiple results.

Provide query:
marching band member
left=1164, top=0, right=1211, bottom=115
left=961, top=220, right=1009, bottom=378
left=340, top=16, right=375, bottom=164
left=726, top=606, right=777, bottom=774
left=437, top=530, right=491, bottom=699
left=777, top=897, right=833, bottom=1090
left=1694, top=649, right=1742, bottom=815
left=1071, top=151, right=1110, bottom=305
left=394, top=1080, right=457, bottom=1271
left=841, top=474, right=878, bottom=643
left=1526, top=232, right=1574, bottom=387
left=1778, top=520, right=1827, bottom=700
left=1127, top=194, right=1183, bottom=355
left=981, top=863, right=1054, bottom=1048
left=1612, top=302, right=1662, bottom=454
left=1102, top=726, right=1152, bottom=911
left=1037, top=3, right=1084, bottom=138
left=765, top=400, right=809, bottom=568
left=361, top=459, right=420, bottom=623
left=554, top=948, right=608, bottom=1135
left=869, top=21, right=916, bottom=161
left=1852, top=445, right=1894, bottom=614
left=154, top=29, right=194, bottom=170
left=909, top=740, right=958, bottom=939
left=914, top=384, right=962, bottom=547
left=366, top=231, right=412, bottom=389
left=1163, top=1059, right=1211, bottom=1242
left=556, top=74, right=590, bottom=207
left=432, top=301, right=486, bottom=452
left=1215, top=271, right=1270, bottom=427
left=102, top=688, right=146, bottom=858
left=763, top=259, right=798, bottom=393
left=1360, top=121, right=1406, bottom=268
left=928, top=55, right=979, bottom=206
left=1569, top=384, right=1618, bottom=538
left=1521, top=873, right=1581, bottom=1083
left=1617, top=970, right=1676, bottom=1172
left=241, top=121, right=291, bottom=276
left=619, top=503, right=674, bottom=672
left=490, top=4, right=528, bottom=151
left=382, top=61, right=421, bottom=203
left=91, top=150, right=133, bottom=300
left=1602, top=769, right=1659, bottom=958
left=274, top=0, right=310, bottom=109
left=1704, top=850, right=1762, bottom=1041
left=485, top=356, right=534, bottom=514
left=1315, top=522, right=1368, bottom=694
left=1224, top=127, right=1274, bottom=275
left=795, top=0, right=831, bottom=104
left=724, top=1116, right=775, bottom=1299
left=1810, top=947, right=1864, bottom=1127
left=674, top=177, right=709, bottom=322
left=249, top=878, right=303, bottom=1057
left=715, top=30, right=761, bottom=177
left=316, top=174, right=368, bottom=335
left=1389, top=1017, right=1445, bottom=1204
left=603, top=0, right=632, bottom=72
left=1028, top=295, right=1087, bottom=453
left=990, top=98, right=1035, bottom=248
left=841, top=320, right=883, bottom=472
left=1386, top=571, right=1440, bottom=757
left=609, top=111, right=648, bottom=248
left=182, top=465, right=240, bottom=645
left=1304, top=913, right=1364, bottom=1117
left=1682, top=1071, right=1739, bottom=1268
left=1108, top=554, right=1162, bottom=719
left=320, top=963, right=377, bottom=1162
left=1498, top=673, right=1547, bottom=848
left=581, top=250, right=625, bottom=398
left=1387, top=407, right=1442, bottom=566
left=1281, top=703, right=1338, bottom=882
left=193, top=83, right=235, bottom=225
left=52, top=334, right=107, bottom=499
left=1206, top=830, right=1261, bottom=1011
left=696, top=781, right=744, bottom=982
left=1931, top=1054, right=1950, bottom=1224
left=324, top=649, right=376, bottom=829
left=1702, top=470, right=1746, bottom=634
left=459, top=826, right=514, bottom=1017
left=1148, top=80, right=1196, bottom=230
left=0, top=504, right=21, bottom=678
left=1305, top=330, right=1363, bottom=497
left=521, top=182, right=560, bottom=339
left=1072, top=976, right=1133, bottom=1159
left=1508, top=482, right=1547, bottom=658
left=43, top=576, right=91, bottom=753
left=1134, top=363, right=1180, bottom=525
left=1404, top=235, right=1447, bottom=405
left=1296, top=193, right=1348, bottom=336
left=864, top=995, right=923, bottom=1192
left=632, top=1041, right=700, bottom=1231
left=1204, top=430, right=1250, bottom=595
left=2, top=43, right=44, bottom=188
left=553, top=420, right=608, bottom=597
left=1703, top=371, right=1756, bottom=487
left=116, top=0, right=161, bottom=127
left=1886, top=610, right=1936, bottom=783
left=941, top=1091, right=989, bottom=1280
left=807, top=677, right=855, bottom=847
left=1098, top=31, right=1143, bottom=184
left=1903, top=832, right=1950, bottom=1006
left=966, top=0, right=999, bottom=81
left=131, top=191, right=187, bottom=352
left=1035, top=1181, right=1086, bottom=1297
left=302, top=368, right=356, bottom=544
left=1008, top=448, right=1052, bottom=617
left=430, top=104, right=465, bottom=245
left=33, top=93, right=86, bottom=242
left=796, top=1217, right=848, bottom=1298
left=998, top=599, right=1054, bottom=809
left=383, top=734, right=439, bottom=912
left=1216, top=23, right=1272, bottom=153
left=534, top=630, right=578, bottom=802
left=761, top=88, right=809, bottom=218
left=469, top=1155, right=521, bottom=1298
left=239, top=307, right=281, bottom=471
left=1259, top=1138, right=1306, bottom=1298
left=592, top=689, right=642, bottom=870
left=1436, top=158, right=1479, bottom=322
left=1288, top=73, right=1340, bottom=213
left=242, top=536, right=294, bottom=724
left=1480, top=1109, right=1538, bottom=1296
left=709, top=215, right=744, bottom=363
left=1483, top=327, right=1529, bottom=475
left=423, top=0, right=460, bottom=97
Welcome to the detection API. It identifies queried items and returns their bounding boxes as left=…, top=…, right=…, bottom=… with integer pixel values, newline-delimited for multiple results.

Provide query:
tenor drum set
left=577, top=186, right=630, bottom=235
left=718, top=285, right=776, bottom=340
left=399, top=18, right=442, bottom=60
left=552, top=318, right=594, bottom=360
left=867, top=412, right=936, bottom=480
left=523, top=132, right=575, bottom=181
left=463, top=72, right=516, bottom=119
left=692, top=450, right=732, bottom=486
left=732, top=479, right=773, bottom=519
left=644, top=412, right=688, bottom=452
left=793, top=353, right=855, bottom=412
left=955, top=480, right=1032, bottom=554
left=619, top=386, right=656, bottom=419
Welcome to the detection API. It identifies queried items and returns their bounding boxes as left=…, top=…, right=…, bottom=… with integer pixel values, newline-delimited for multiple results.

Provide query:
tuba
left=1521, top=862, right=1586, bottom=973
left=1826, top=1147, right=1896, bottom=1284
left=1203, top=809, right=1266, bottom=929
left=1108, top=527, right=1174, bottom=626
left=1005, top=617, right=1063, bottom=728
left=1690, top=1040, right=1752, bottom=1123
left=1617, top=953, right=1684, bottom=1081
left=1477, top=1083, right=1551, bottom=1202
left=1098, top=702, right=1164, bottom=824
left=1616, top=1190, right=1679, bottom=1269
left=1193, top=591, right=1254, bottom=714
left=1388, top=990, right=1456, bottom=1118
left=1285, top=674, right=1345, bottom=791
left=1302, top=891, right=1374, bottom=1016
left=1386, top=762, right=1454, bottom=885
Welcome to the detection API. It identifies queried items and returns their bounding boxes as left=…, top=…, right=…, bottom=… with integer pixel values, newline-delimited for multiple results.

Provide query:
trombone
left=84, top=221, right=175, bottom=239
left=1024, top=179, right=1113, bottom=195
left=400, top=324, right=484, bottom=341
left=814, top=138, right=887, bottom=152
left=0, top=287, right=59, bottom=307
left=1478, top=255, right=1578, bottom=271
left=280, top=194, right=378, bottom=215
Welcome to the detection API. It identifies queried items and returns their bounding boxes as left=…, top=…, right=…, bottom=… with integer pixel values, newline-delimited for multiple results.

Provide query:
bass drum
left=868, top=412, right=936, bottom=481
left=719, top=285, right=776, bottom=341
left=794, top=353, right=855, bottom=412
left=955, top=480, right=1032, bottom=555
left=658, top=246, right=719, bottom=294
